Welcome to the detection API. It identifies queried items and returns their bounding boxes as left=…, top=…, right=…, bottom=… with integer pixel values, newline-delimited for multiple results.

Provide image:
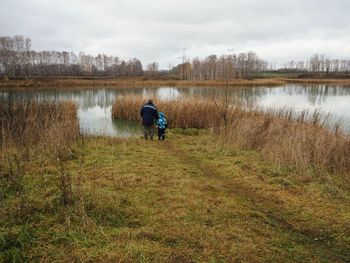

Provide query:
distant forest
left=1, top=35, right=350, bottom=79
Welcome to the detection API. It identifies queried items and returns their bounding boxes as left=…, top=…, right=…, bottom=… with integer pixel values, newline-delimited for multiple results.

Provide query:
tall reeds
left=222, top=108, right=350, bottom=174
left=112, top=95, right=226, bottom=128
left=112, top=95, right=350, bottom=174
left=0, top=100, right=80, bottom=206
left=0, top=100, right=79, bottom=150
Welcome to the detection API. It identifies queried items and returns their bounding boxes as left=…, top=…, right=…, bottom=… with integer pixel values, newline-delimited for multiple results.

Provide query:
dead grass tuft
left=0, top=100, right=79, bottom=150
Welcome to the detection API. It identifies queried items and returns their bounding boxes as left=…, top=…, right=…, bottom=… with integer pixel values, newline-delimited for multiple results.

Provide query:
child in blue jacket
left=155, top=112, right=168, bottom=140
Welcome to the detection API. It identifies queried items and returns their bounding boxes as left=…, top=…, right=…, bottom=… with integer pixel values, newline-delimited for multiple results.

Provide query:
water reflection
left=0, top=84, right=349, bottom=136
left=112, top=119, right=142, bottom=137
left=258, top=85, right=350, bottom=128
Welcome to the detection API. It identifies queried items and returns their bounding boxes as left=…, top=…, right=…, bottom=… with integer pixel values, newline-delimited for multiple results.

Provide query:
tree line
left=281, top=54, right=350, bottom=76
left=1, top=35, right=350, bottom=79
left=0, top=35, right=143, bottom=78
left=172, top=52, right=268, bottom=80
left=176, top=52, right=350, bottom=80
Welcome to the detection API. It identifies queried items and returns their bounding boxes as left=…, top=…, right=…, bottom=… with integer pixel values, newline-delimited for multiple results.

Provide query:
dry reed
left=112, top=95, right=226, bottom=128
left=112, top=95, right=350, bottom=174
left=0, top=100, right=79, bottom=150
left=0, top=100, right=80, bottom=207
left=223, top=108, right=350, bottom=174
left=0, top=77, right=285, bottom=89
left=284, top=78, right=350, bottom=85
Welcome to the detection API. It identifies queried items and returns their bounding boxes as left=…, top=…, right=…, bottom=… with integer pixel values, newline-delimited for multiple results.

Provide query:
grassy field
left=1, top=131, right=350, bottom=262
left=1, top=99, right=350, bottom=262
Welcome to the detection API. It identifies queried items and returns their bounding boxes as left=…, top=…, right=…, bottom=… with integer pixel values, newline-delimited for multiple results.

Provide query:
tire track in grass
left=160, top=139, right=350, bottom=262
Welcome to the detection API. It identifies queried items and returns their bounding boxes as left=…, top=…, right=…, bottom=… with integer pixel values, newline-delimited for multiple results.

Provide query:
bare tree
left=146, top=62, right=159, bottom=78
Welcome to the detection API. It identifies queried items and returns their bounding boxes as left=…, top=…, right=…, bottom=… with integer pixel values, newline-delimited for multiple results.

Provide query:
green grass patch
left=0, top=135, right=349, bottom=262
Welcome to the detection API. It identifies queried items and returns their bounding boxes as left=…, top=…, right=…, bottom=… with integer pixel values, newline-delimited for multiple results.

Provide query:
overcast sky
left=1, top=0, right=350, bottom=69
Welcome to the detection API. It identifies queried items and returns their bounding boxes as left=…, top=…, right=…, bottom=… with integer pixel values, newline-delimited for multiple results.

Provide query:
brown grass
left=0, top=77, right=285, bottom=89
left=112, top=95, right=225, bottom=128
left=2, top=77, right=350, bottom=90
left=283, top=78, right=350, bottom=84
left=0, top=100, right=80, bottom=210
left=2, top=135, right=349, bottom=261
left=0, top=100, right=79, bottom=150
left=222, top=108, right=350, bottom=174
left=112, top=95, right=350, bottom=174
left=0, top=112, right=349, bottom=261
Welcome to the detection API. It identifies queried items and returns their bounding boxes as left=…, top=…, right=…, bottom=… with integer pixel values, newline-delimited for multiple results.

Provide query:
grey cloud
left=0, top=0, right=349, bottom=68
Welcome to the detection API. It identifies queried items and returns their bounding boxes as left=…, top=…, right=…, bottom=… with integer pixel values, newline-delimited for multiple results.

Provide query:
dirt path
left=159, top=139, right=350, bottom=262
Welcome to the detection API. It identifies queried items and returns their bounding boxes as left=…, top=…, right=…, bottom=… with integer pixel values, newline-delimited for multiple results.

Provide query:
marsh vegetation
left=112, top=95, right=350, bottom=175
left=0, top=93, right=349, bottom=262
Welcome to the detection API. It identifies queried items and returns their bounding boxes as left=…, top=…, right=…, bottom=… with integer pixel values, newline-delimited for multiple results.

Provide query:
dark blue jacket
left=140, top=102, right=158, bottom=125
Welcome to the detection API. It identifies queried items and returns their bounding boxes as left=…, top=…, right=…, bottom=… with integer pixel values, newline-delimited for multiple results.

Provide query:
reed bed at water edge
left=112, top=95, right=350, bottom=175
left=112, top=95, right=226, bottom=128
left=0, top=77, right=285, bottom=89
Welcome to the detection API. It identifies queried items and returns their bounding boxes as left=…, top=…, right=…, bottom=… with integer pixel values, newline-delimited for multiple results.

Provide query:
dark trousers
left=158, top=128, right=166, bottom=140
left=143, top=124, right=154, bottom=140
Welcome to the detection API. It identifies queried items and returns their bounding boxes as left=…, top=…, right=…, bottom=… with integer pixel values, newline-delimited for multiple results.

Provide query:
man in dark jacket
left=140, top=99, right=158, bottom=140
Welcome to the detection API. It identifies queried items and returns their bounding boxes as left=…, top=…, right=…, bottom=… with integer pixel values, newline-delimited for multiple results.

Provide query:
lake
left=1, top=84, right=350, bottom=136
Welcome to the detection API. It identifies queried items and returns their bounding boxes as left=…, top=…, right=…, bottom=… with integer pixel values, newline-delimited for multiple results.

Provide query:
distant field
left=2, top=76, right=350, bottom=90
left=0, top=77, right=285, bottom=89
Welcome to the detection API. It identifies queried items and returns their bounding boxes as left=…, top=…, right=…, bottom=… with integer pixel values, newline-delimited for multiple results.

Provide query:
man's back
left=140, top=101, right=158, bottom=125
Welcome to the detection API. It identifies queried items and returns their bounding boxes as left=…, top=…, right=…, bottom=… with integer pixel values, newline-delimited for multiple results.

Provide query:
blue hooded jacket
left=156, top=112, right=168, bottom=129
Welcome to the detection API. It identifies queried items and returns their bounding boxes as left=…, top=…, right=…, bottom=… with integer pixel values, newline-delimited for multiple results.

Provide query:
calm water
left=1, top=84, right=350, bottom=136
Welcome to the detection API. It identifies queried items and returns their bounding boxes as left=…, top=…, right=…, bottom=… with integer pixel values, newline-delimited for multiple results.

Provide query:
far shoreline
left=1, top=77, right=350, bottom=90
